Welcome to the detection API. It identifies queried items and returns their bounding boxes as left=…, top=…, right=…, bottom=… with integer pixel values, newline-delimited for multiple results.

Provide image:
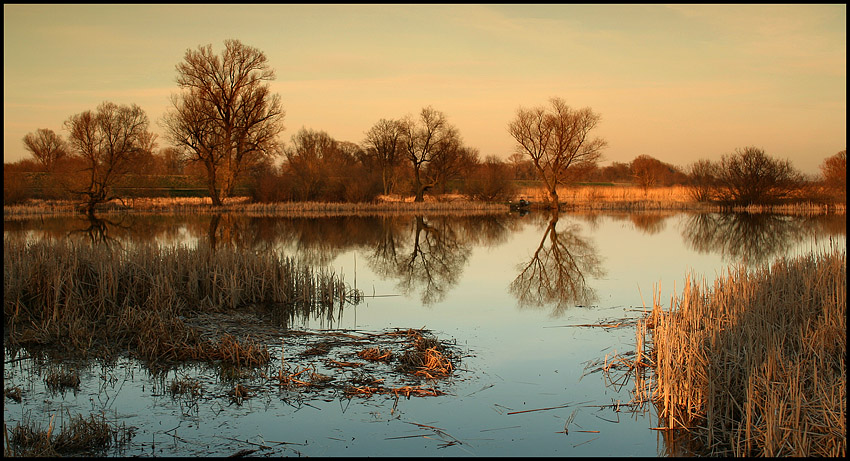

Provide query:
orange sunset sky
left=4, top=4, right=846, bottom=174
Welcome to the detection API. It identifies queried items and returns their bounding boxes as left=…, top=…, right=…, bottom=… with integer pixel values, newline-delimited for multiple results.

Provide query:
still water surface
left=3, top=210, right=845, bottom=456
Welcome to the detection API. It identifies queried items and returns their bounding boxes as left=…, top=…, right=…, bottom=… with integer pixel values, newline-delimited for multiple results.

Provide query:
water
left=3, top=210, right=845, bottom=456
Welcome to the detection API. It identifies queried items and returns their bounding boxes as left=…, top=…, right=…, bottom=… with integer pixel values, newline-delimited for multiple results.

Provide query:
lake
left=3, top=209, right=845, bottom=456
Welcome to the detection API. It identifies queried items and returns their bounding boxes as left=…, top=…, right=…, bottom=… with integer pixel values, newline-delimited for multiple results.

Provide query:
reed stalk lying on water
left=3, top=237, right=359, bottom=366
left=644, top=247, right=846, bottom=457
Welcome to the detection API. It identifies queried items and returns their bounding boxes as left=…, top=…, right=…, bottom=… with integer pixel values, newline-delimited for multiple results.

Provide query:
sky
left=3, top=4, right=846, bottom=175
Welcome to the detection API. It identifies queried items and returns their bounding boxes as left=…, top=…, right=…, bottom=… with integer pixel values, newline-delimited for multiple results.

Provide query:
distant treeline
left=4, top=40, right=845, bottom=211
left=4, top=144, right=846, bottom=208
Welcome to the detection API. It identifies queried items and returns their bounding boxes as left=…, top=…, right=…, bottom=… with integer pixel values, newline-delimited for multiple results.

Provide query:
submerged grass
left=3, top=236, right=359, bottom=368
left=639, top=247, right=846, bottom=456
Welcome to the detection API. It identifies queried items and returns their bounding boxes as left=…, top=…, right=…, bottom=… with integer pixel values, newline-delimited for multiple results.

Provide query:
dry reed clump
left=643, top=247, right=846, bottom=457
left=4, top=412, right=131, bottom=457
left=397, top=331, right=456, bottom=379
left=356, top=347, right=393, bottom=362
left=3, top=237, right=357, bottom=368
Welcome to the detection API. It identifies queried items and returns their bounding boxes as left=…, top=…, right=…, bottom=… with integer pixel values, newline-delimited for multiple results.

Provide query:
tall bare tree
left=64, top=102, right=153, bottom=215
left=820, top=149, right=846, bottom=199
left=23, top=128, right=67, bottom=172
left=163, top=39, right=286, bottom=206
left=363, top=118, right=404, bottom=195
left=508, top=97, right=607, bottom=208
left=400, top=106, right=462, bottom=202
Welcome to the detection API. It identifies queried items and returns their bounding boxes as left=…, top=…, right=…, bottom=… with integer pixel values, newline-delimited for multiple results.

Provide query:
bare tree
left=820, top=149, right=846, bottom=200
left=400, top=106, right=462, bottom=202
left=23, top=128, right=67, bottom=172
left=363, top=118, right=404, bottom=195
left=163, top=39, right=286, bottom=206
left=686, top=159, right=719, bottom=202
left=430, top=144, right=478, bottom=194
left=630, top=154, right=661, bottom=193
left=508, top=97, right=607, bottom=208
left=64, top=102, right=153, bottom=215
left=715, top=146, right=803, bottom=206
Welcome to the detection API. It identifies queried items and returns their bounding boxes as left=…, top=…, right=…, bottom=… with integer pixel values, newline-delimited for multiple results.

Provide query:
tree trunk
left=205, top=162, right=223, bottom=206
left=548, top=186, right=560, bottom=209
left=413, top=166, right=425, bottom=202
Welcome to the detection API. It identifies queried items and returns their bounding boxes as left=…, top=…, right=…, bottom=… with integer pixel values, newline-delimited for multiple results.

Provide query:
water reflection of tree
left=680, top=212, right=814, bottom=266
left=510, top=212, right=604, bottom=317
left=68, top=214, right=128, bottom=247
left=369, top=215, right=471, bottom=305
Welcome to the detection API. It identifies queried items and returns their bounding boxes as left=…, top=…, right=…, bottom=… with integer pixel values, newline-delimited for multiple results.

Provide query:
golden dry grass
left=641, top=247, right=846, bottom=456
left=3, top=236, right=356, bottom=366
left=4, top=187, right=845, bottom=217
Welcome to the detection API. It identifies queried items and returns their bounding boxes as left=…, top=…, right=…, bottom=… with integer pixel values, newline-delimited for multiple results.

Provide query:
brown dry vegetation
left=639, top=247, right=846, bottom=456
left=3, top=236, right=357, bottom=367
left=4, top=183, right=846, bottom=219
left=4, top=412, right=132, bottom=457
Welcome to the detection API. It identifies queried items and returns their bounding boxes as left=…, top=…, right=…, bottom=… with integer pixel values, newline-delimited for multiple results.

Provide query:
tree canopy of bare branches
left=23, top=128, right=68, bottom=172
left=64, top=101, right=153, bottom=215
left=508, top=97, right=607, bottom=208
left=400, top=106, right=463, bottom=202
left=820, top=149, right=846, bottom=199
left=163, top=39, right=285, bottom=206
left=363, top=118, right=405, bottom=195
left=715, top=146, right=803, bottom=206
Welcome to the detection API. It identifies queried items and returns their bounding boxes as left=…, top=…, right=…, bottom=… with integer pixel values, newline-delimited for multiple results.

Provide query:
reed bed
left=3, top=236, right=359, bottom=366
left=514, top=185, right=709, bottom=211
left=641, top=247, right=846, bottom=456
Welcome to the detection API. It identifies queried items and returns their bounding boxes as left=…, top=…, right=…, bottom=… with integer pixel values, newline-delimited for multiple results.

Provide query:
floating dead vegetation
left=265, top=327, right=461, bottom=402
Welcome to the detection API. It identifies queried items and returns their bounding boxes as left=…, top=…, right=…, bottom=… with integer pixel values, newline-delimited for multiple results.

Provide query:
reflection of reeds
left=644, top=248, right=846, bottom=456
left=3, top=238, right=358, bottom=366
left=43, top=366, right=81, bottom=394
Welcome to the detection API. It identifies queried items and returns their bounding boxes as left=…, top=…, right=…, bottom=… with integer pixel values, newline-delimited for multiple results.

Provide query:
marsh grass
left=3, top=237, right=358, bottom=368
left=639, top=247, right=846, bottom=456
left=4, top=412, right=132, bottom=457
left=5, top=190, right=844, bottom=218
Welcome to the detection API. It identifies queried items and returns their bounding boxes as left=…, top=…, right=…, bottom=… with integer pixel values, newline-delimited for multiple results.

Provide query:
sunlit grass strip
left=3, top=237, right=358, bottom=365
left=514, top=185, right=708, bottom=211
left=645, top=247, right=846, bottom=457
left=3, top=196, right=510, bottom=218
